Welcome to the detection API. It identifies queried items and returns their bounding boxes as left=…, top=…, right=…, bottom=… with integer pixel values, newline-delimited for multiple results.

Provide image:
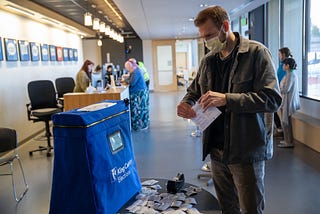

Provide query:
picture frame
left=49, top=45, right=56, bottom=61
left=68, top=48, right=74, bottom=61
left=4, top=38, right=18, bottom=61
left=56, top=46, right=63, bottom=61
left=62, top=47, right=69, bottom=61
left=18, top=40, right=30, bottom=61
left=30, top=42, right=40, bottom=61
left=0, top=37, right=3, bottom=61
left=41, top=44, right=49, bottom=61
left=73, top=48, right=78, bottom=61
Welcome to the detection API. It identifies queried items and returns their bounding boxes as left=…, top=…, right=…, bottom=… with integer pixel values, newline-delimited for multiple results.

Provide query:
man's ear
left=222, top=20, right=229, bottom=33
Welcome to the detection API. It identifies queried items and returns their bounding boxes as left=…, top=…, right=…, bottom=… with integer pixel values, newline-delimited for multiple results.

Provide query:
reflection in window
left=307, top=0, right=320, bottom=99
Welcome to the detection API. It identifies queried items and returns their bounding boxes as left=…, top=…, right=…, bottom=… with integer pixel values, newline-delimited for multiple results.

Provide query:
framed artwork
left=30, top=42, right=40, bottom=61
left=62, top=47, right=69, bottom=61
left=56, top=46, right=63, bottom=61
left=4, top=38, right=18, bottom=61
left=68, top=48, right=74, bottom=61
left=73, top=49, right=78, bottom=61
left=49, top=45, right=56, bottom=61
left=0, top=37, right=3, bottom=61
left=41, top=44, right=49, bottom=61
left=18, top=40, right=30, bottom=61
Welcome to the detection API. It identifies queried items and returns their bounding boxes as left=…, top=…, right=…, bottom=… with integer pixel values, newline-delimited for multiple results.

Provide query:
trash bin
left=49, top=99, right=141, bottom=214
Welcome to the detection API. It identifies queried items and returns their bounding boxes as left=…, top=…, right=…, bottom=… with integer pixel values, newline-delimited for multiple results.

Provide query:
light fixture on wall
left=84, top=12, right=92, bottom=26
left=97, top=39, right=102, bottom=46
left=92, top=18, right=100, bottom=30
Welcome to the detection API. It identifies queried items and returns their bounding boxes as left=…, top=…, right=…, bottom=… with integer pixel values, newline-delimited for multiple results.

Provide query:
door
left=152, top=40, right=177, bottom=91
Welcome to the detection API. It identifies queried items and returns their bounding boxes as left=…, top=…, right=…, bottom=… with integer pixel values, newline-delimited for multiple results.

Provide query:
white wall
left=0, top=10, right=84, bottom=142
left=142, top=40, right=154, bottom=91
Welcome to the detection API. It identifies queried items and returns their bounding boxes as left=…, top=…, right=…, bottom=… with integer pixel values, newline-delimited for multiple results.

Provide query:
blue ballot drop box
left=49, top=99, right=141, bottom=214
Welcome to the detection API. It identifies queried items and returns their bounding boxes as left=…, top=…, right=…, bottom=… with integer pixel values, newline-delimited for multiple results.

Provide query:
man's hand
left=177, top=102, right=196, bottom=119
left=198, top=91, right=226, bottom=111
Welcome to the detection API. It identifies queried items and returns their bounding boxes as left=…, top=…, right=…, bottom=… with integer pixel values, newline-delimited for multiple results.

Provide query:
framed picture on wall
left=41, top=44, right=49, bottom=61
left=4, top=38, right=18, bottom=61
left=62, top=47, right=69, bottom=61
left=0, top=37, right=3, bottom=61
left=56, top=46, right=63, bottom=61
left=18, top=40, right=30, bottom=61
left=30, top=42, right=40, bottom=61
left=68, top=48, right=74, bottom=61
left=73, top=49, right=78, bottom=61
left=49, top=45, right=56, bottom=61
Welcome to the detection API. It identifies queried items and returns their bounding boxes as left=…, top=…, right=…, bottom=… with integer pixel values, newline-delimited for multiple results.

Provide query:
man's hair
left=194, top=6, right=230, bottom=27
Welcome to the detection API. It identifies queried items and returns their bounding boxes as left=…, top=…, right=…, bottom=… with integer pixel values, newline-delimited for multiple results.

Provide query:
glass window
left=283, top=0, right=303, bottom=93
left=307, top=0, right=320, bottom=99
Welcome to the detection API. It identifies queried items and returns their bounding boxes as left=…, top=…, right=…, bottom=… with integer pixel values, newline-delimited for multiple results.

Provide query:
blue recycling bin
left=49, top=99, right=141, bottom=214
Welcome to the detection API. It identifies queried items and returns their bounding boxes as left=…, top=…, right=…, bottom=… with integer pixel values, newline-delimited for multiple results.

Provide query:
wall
left=83, top=40, right=101, bottom=66
left=0, top=9, right=84, bottom=142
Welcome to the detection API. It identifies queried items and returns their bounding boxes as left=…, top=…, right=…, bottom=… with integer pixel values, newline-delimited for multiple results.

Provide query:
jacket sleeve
left=225, top=46, right=282, bottom=113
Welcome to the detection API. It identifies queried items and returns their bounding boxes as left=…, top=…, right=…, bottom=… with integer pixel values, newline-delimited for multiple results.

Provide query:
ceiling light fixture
left=103, top=0, right=123, bottom=21
left=84, top=12, right=92, bottom=26
left=99, top=22, right=105, bottom=33
left=93, top=18, right=100, bottom=30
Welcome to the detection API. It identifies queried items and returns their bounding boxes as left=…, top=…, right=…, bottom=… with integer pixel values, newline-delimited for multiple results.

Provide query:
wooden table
left=63, top=87, right=129, bottom=111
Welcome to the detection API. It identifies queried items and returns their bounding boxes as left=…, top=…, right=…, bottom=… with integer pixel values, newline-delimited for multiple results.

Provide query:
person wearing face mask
left=177, top=6, right=282, bottom=214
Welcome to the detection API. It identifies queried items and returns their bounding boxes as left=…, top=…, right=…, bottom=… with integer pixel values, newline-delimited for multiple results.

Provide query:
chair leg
left=10, top=155, right=29, bottom=202
left=29, top=120, right=53, bottom=157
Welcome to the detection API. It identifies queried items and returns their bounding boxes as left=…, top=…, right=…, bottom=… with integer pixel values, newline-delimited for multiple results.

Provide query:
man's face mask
left=204, top=26, right=226, bottom=52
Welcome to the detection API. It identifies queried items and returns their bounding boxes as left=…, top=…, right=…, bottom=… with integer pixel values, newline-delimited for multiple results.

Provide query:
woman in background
left=278, top=57, right=300, bottom=148
left=124, top=60, right=149, bottom=131
left=74, top=59, right=94, bottom=92
left=274, top=47, right=292, bottom=138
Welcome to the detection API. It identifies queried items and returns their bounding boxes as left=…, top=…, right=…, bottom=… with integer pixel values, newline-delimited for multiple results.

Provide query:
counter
left=63, top=86, right=129, bottom=111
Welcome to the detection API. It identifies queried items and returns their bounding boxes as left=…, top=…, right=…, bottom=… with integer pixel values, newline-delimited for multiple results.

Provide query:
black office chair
left=26, top=80, right=62, bottom=157
left=55, top=77, right=75, bottom=108
left=0, top=128, right=28, bottom=202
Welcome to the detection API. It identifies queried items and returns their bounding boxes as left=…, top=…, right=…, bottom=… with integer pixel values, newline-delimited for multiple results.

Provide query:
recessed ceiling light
left=200, top=4, right=208, bottom=7
left=188, top=17, right=194, bottom=22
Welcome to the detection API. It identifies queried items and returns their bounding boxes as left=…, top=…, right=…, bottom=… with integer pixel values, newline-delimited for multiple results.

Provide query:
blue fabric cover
left=49, top=100, right=141, bottom=214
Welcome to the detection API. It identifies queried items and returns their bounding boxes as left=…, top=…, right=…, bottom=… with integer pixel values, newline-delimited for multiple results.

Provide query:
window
left=283, top=0, right=303, bottom=94
left=307, top=0, right=320, bottom=99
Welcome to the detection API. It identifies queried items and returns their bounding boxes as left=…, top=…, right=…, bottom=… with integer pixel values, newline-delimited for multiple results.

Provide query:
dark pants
left=210, top=149, right=265, bottom=214
left=274, top=112, right=282, bottom=129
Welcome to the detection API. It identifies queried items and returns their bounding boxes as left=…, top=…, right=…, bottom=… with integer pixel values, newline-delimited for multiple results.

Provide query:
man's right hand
left=177, top=102, right=196, bottom=119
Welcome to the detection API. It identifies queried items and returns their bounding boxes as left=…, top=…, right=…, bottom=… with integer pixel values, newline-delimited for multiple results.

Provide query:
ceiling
left=4, top=0, right=269, bottom=40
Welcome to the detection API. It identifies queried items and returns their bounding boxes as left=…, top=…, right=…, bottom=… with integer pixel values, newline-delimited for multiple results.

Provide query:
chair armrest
left=26, top=103, right=32, bottom=120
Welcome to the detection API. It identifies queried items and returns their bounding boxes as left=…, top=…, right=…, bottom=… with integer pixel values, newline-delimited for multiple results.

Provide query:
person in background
left=129, top=58, right=150, bottom=88
left=105, top=65, right=113, bottom=86
left=176, top=6, right=282, bottom=213
left=278, top=58, right=300, bottom=148
left=274, top=47, right=293, bottom=138
left=74, top=59, right=94, bottom=92
left=124, top=60, right=149, bottom=131
left=138, top=61, right=150, bottom=89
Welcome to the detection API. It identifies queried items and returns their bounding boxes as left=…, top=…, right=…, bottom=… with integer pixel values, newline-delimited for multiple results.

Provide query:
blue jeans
left=210, top=149, right=265, bottom=214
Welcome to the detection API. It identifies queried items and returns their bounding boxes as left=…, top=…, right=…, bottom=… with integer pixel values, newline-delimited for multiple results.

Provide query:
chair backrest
left=27, top=80, right=58, bottom=109
left=55, top=77, right=75, bottom=98
left=0, top=128, right=17, bottom=153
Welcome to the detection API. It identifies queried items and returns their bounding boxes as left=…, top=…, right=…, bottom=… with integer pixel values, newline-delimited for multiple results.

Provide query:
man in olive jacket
left=177, top=6, right=282, bottom=214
